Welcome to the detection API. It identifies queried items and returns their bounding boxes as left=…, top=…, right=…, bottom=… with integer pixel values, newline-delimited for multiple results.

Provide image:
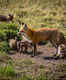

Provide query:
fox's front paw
left=54, top=55, right=60, bottom=60
left=31, top=53, right=35, bottom=57
left=53, top=54, right=60, bottom=60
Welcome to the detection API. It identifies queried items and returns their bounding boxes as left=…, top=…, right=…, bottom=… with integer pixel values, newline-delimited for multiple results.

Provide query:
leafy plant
left=0, top=23, right=18, bottom=41
left=5, top=23, right=18, bottom=40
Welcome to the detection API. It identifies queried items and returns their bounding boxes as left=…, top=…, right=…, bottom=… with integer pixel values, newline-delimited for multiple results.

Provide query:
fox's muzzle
left=17, top=32, right=21, bottom=35
left=17, top=31, right=25, bottom=35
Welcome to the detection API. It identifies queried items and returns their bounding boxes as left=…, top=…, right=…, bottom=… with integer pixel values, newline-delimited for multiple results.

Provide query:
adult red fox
left=18, top=22, right=66, bottom=57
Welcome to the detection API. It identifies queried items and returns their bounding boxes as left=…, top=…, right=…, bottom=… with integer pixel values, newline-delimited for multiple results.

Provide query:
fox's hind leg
left=50, top=40, right=61, bottom=58
left=50, top=40, right=61, bottom=57
left=50, top=40, right=57, bottom=48
left=56, top=45, right=61, bottom=56
left=54, top=45, right=61, bottom=59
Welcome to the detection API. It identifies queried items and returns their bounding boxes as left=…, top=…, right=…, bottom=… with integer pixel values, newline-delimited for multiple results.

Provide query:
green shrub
left=0, top=30, right=7, bottom=41
left=6, top=29, right=18, bottom=40
left=0, top=23, right=21, bottom=52
left=0, top=41, right=11, bottom=52
left=5, top=23, right=18, bottom=40
left=7, top=23, right=18, bottom=30
left=0, top=23, right=18, bottom=41
left=0, top=23, right=7, bottom=30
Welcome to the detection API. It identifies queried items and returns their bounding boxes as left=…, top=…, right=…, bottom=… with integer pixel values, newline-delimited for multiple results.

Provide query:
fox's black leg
left=34, top=44, right=37, bottom=56
left=50, top=40, right=58, bottom=57
left=19, top=46, right=23, bottom=54
left=50, top=40, right=57, bottom=48
left=32, top=44, right=37, bottom=57
left=24, top=46, right=28, bottom=53
left=20, top=45, right=24, bottom=54
left=17, top=41, right=20, bottom=52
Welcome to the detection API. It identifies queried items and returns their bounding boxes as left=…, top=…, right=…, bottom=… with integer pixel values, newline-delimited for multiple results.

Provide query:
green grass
left=0, top=22, right=20, bottom=53
left=0, top=64, right=15, bottom=77
left=22, top=59, right=34, bottom=65
left=0, top=23, right=18, bottom=41
left=0, top=52, right=12, bottom=64
left=0, top=0, right=66, bottom=80
left=0, top=41, right=10, bottom=52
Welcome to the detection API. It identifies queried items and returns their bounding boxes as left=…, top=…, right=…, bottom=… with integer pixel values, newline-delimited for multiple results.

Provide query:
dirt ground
left=10, top=44, right=66, bottom=70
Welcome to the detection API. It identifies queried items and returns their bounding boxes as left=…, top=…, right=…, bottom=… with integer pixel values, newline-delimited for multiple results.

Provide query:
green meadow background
left=0, top=0, right=66, bottom=80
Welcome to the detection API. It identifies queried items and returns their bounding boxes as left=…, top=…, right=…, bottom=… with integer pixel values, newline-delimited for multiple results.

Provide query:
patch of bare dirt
left=9, top=45, right=66, bottom=69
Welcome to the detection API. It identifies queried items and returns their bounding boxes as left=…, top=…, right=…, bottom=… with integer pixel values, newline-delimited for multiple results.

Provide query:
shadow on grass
left=43, top=54, right=66, bottom=60
left=8, top=50, right=17, bottom=55
left=23, top=51, right=43, bottom=57
left=43, top=56, right=54, bottom=60
left=38, top=41, right=47, bottom=46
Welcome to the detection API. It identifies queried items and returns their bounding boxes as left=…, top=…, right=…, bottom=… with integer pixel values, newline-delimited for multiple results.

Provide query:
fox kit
left=18, top=22, right=66, bottom=57
left=17, top=35, right=33, bottom=54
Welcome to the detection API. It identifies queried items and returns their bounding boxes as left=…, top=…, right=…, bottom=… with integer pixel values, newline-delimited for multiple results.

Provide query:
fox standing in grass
left=18, top=22, right=66, bottom=57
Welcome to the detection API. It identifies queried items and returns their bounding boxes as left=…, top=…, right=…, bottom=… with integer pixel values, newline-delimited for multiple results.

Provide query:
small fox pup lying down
left=18, top=22, right=66, bottom=57
left=17, top=35, right=33, bottom=54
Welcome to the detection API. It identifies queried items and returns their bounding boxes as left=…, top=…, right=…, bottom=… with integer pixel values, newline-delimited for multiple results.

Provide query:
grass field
left=0, top=0, right=66, bottom=80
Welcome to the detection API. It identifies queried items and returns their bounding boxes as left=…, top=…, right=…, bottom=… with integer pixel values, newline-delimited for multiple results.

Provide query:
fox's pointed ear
left=24, top=24, right=27, bottom=30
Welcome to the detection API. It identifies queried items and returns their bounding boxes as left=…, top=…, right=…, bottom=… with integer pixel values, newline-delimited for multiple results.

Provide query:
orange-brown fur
left=18, top=23, right=66, bottom=57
